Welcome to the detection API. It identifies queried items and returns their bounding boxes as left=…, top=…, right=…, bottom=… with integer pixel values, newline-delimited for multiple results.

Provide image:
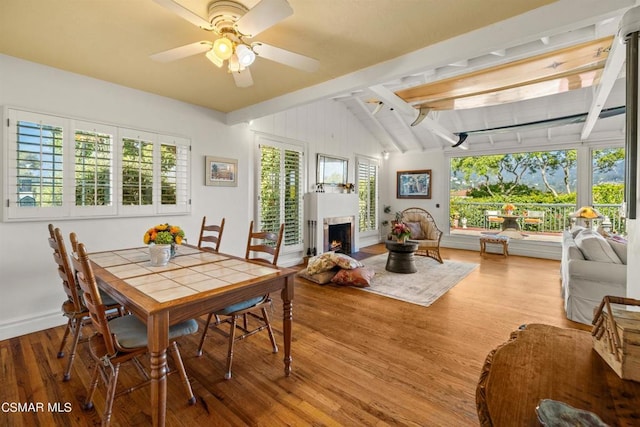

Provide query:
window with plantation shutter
left=283, top=148, right=303, bottom=246
left=120, top=132, right=154, bottom=211
left=158, top=135, right=190, bottom=214
left=3, top=108, right=191, bottom=221
left=73, top=121, right=116, bottom=215
left=357, top=156, right=379, bottom=233
left=257, top=137, right=304, bottom=251
left=6, top=111, right=66, bottom=219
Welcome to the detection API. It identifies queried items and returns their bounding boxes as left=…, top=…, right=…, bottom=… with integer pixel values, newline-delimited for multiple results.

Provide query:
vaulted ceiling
left=0, top=0, right=636, bottom=153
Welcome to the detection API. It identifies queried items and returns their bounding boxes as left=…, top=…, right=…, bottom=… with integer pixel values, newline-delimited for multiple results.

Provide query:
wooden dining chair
left=70, top=239, right=198, bottom=426
left=196, top=221, right=285, bottom=379
left=47, top=224, right=124, bottom=382
left=245, top=221, right=285, bottom=265
left=197, top=216, right=225, bottom=252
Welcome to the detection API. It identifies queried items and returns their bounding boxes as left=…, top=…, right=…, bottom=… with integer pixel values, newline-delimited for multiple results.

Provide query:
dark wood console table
left=476, top=323, right=640, bottom=426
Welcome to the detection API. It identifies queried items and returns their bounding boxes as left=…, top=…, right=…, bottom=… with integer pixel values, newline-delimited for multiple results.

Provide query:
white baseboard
left=0, top=311, right=66, bottom=341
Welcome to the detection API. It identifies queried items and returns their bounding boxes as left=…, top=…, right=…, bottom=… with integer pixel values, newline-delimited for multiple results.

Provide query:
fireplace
left=323, top=216, right=355, bottom=254
left=304, top=192, right=359, bottom=256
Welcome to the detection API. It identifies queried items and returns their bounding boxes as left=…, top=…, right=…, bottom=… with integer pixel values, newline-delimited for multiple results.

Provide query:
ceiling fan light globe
left=213, top=37, right=233, bottom=60
left=236, top=44, right=256, bottom=67
left=205, top=49, right=224, bottom=67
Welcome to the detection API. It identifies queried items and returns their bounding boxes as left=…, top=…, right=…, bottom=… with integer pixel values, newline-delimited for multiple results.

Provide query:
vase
left=149, top=243, right=171, bottom=267
left=170, top=243, right=177, bottom=258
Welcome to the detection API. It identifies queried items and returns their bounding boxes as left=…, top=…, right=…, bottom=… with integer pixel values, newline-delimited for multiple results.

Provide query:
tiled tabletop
left=90, top=246, right=279, bottom=303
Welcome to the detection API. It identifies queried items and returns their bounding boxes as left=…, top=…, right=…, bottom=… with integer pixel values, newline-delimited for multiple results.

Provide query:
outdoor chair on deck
left=47, top=224, right=124, bottom=382
left=401, top=208, right=443, bottom=263
left=196, top=221, right=284, bottom=379
left=485, top=210, right=505, bottom=229
left=523, top=210, right=545, bottom=231
left=197, top=216, right=225, bottom=252
left=71, top=239, right=197, bottom=426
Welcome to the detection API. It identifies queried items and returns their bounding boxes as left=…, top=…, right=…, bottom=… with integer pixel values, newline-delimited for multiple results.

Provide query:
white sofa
left=561, top=227, right=627, bottom=325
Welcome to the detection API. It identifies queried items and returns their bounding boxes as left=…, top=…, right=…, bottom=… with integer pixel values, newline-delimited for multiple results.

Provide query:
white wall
left=250, top=99, right=386, bottom=250
left=250, top=98, right=385, bottom=190
left=0, top=54, right=384, bottom=339
left=381, top=150, right=448, bottom=226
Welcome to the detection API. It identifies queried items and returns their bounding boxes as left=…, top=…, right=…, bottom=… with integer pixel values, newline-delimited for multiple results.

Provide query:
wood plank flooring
left=0, top=246, right=588, bottom=426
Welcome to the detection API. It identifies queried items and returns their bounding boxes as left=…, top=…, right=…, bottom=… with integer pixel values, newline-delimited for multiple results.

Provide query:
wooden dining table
left=88, top=245, right=296, bottom=427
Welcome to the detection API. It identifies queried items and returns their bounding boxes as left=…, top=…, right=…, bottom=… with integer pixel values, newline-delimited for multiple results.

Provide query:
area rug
left=359, top=254, right=478, bottom=307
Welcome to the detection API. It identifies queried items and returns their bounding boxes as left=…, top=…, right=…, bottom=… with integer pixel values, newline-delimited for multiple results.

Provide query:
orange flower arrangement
left=502, top=203, right=516, bottom=212
left=143, top=223, right=185, bottom=245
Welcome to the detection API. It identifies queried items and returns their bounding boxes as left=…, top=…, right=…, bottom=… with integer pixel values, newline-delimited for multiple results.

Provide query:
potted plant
left=393, top=211, right=403, bottom=225
left=451, top=211, right=460, bottom=228
left=503, top=203, right=516, bottom=215
left=391, top=222, right=411, bottom=243
left=143, top=223, right=185, bottom=266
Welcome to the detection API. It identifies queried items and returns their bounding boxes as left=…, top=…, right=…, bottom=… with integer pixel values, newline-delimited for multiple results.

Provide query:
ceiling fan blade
left=236, top=0, right=293, bottom=37
left=153, top=0, right=213, bottom=30
left=232, top=68, right=254, bottom=88
left=150, top=41, right=211, bottom=62
left=253, top=43, right=319, bottom=72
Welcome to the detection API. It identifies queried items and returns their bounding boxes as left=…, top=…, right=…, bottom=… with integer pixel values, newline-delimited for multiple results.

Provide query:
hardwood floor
left=0, top=246, right=587, bottom=426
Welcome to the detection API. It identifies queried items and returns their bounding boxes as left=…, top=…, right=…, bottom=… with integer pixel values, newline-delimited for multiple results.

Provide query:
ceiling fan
left=151, top=0, right=320, bottom=88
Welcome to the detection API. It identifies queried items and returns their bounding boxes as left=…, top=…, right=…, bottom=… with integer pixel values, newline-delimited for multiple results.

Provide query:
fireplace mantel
left=304, top=192, right=359, bottom=255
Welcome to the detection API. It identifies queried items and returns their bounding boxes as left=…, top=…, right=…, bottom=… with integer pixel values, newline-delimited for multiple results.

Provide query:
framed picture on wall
left=205, top=156, right=237, bottom=187
left=316, top=153, right=348, bottom=186
left=397, top=169, right=431, bottom=199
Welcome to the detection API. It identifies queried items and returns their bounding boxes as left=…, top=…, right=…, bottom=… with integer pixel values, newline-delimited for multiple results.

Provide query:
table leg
left=148, top=312, right=169, bottom=427
left=281, top=276, right=294, bottom=376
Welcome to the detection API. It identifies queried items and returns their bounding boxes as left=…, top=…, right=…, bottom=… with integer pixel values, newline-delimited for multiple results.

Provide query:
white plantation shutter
left=257, top=137, right=304, bottom=250
left=6, top=110, right=66, bottom=219
left=3, top=108, right=191, bottom=221
left=259, top=144, right=281, bottom=233
left=357, top=156, right=379, bottom=232
left=158, top=135, right=190, bottom=214
left=72, top=121, right=116, bottom=216
left=283, top=148, right=303, bottom=246
left=119, top=128, right=155, bottom=216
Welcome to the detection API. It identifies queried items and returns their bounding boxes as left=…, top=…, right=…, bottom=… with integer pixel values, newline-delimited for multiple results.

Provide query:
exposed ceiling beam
left=368, top=85, right=459, bottom=145
left=581, top=31, right=626, bottom=139
left=227, top=0, right=636, bottom=124
left=396, top=37, right=612, bottom=109
left=353, top=98, right=406, bottom=153
left=390, top=108, right=426, bottom=150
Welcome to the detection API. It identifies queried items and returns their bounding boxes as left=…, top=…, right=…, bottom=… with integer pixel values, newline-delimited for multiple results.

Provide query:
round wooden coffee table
left=384, top=240, right=419, bottom=273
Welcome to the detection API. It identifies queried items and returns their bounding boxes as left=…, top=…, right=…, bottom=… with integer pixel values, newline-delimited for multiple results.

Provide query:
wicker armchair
left=401, top=207, right=443, bottom=263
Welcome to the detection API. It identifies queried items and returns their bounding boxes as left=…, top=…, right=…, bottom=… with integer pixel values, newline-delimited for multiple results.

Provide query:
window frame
left=356, top=155, right=379, bottom=235
left=255, top=135, right=305, bottom=253
left=3, top=107, right=191, bottom=221
left=72, top=120, right=117, bottom=217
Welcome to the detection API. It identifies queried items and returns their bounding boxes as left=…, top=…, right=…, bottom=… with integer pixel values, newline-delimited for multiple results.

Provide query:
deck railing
left=450, top=202, right=626, bottom=234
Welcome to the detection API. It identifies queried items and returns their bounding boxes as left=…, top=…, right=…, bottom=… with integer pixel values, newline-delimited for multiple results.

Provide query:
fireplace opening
left=323, top=216, right=355, bottom=254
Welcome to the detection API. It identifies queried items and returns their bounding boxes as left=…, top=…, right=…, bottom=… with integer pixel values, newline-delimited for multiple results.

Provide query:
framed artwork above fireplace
left=317, top=153, right=348, bottom=186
